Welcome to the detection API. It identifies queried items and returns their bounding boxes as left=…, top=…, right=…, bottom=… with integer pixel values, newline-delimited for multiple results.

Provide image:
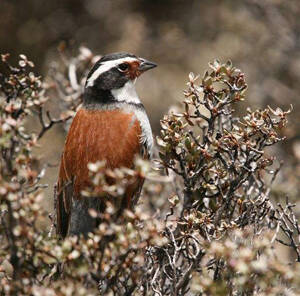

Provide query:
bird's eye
left=118, top=63, right=129, bottom=72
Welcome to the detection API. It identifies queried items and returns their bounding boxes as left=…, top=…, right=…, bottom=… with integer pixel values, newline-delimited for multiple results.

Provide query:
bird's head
left=85, top=52, right=157, bottom=90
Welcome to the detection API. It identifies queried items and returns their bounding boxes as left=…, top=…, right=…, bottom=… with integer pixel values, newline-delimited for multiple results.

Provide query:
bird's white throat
left=111, top=81, right=141, bottom=104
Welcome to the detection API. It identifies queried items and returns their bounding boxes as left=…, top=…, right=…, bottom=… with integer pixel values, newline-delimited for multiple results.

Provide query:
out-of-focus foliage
left=0, top=53, right=300, bottom=295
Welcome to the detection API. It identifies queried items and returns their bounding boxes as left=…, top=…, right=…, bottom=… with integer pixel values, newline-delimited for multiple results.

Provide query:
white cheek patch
left=111, top=81, right=141, bottom=104
left=86, top=57, right=138, bottom=88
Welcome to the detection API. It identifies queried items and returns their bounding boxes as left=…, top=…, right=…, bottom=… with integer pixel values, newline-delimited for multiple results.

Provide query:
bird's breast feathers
left=59, top=108, right=152, bottom=195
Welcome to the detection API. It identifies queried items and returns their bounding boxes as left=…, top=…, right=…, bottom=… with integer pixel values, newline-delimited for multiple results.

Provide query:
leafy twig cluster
left=146, top=60, right=298, bottom=295
left=0, top=51, right=299, bottom=295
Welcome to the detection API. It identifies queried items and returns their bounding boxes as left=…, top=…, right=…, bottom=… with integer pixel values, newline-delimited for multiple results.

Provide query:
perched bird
left=56, top=52, right=156, bottom=238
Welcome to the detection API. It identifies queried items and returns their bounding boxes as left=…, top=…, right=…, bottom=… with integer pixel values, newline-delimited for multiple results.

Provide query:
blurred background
left=1, top=0, right=299, bottom=219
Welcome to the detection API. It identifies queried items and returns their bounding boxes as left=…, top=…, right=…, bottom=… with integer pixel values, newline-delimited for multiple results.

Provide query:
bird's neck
left=82, top=81, right=153, bottom=157
left=83, top=81, right=142, bottom=110
left=111, top=81, right=141, bottom=104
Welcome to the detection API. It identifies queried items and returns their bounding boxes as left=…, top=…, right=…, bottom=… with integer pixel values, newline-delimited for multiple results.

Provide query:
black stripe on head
left=99, top=52, right=137, bottom=63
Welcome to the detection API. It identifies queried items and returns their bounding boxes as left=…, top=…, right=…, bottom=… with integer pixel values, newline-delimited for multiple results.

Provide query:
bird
left=56, top=52, right=156, bottom=238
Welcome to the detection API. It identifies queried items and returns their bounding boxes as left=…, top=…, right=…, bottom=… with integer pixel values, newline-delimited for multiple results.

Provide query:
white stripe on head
left=86, top=57, right=138, bottom=88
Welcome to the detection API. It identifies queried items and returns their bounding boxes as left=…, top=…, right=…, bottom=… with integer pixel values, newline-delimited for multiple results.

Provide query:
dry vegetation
left=0, top=50, right=300, bottom=296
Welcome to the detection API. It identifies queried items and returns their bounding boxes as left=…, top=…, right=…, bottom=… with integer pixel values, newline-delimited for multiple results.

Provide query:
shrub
left=0, top=50, right=299, bottom=295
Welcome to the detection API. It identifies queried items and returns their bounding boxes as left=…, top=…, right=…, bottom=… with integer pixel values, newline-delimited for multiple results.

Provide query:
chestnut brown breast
left=58, top=108, right=142, bottom=195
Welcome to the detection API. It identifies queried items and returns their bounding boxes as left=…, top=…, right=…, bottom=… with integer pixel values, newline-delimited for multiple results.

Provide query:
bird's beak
left=138, top=58, right=157, bottom=72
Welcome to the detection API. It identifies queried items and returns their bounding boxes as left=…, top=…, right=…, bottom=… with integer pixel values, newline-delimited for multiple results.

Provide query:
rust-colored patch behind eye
left=126, top=61, right=142, bottom=80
